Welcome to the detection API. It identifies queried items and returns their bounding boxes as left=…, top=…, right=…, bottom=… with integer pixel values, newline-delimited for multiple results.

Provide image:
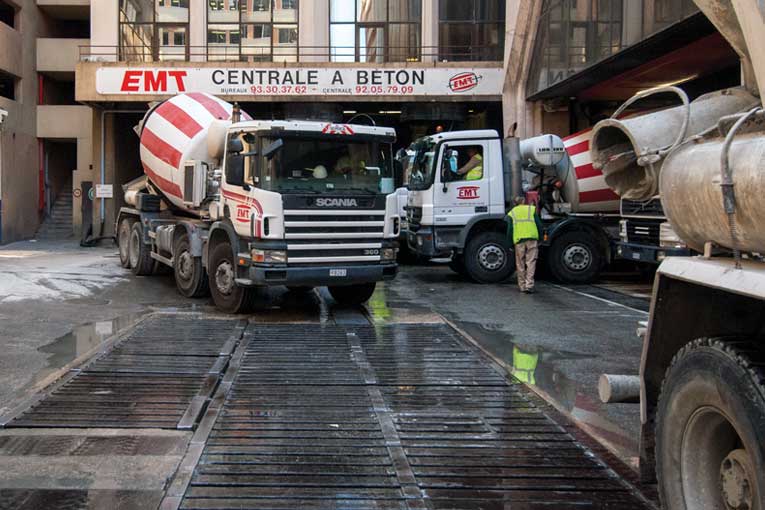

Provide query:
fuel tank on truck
left=590, top=87, right=758, bottom=201
left=660, top=111, right=765, bottom=254
left=521, top=131, right=620, bottom=213
left=137, top=92, right=251, bottom=214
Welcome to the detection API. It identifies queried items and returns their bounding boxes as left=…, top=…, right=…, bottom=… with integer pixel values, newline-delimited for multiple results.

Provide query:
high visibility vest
left=508, top=204, right=539, bottom=244
left=512, top=346, right=539, bottom=385
left=466, top=154, right=483, bottom=181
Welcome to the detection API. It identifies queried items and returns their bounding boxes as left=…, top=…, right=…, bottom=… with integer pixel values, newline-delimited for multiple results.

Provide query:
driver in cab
left=456, top=147, right=483, bottom=181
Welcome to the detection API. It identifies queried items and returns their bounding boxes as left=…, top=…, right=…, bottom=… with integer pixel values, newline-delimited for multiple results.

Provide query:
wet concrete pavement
left=0, top=241, right=655, bottom=508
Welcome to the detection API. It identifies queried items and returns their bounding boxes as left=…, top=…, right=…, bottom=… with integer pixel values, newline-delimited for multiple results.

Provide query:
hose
left=720, top=106, right=762, bottom=268
left=611, top=86, right=691, bottom=158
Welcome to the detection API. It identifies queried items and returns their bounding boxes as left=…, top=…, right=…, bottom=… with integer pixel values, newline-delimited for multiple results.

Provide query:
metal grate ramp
left=179, top=323, right=650, bottom=510
left=5, top=315, right=242, bottom=430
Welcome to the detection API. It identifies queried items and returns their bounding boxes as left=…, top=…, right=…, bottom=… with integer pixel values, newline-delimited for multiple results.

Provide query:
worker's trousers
left=514, top=240, right=538, bottom=291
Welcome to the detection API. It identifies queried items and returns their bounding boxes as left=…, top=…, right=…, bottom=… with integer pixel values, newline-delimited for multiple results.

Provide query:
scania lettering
left=116, top=92, right=399, bottom=313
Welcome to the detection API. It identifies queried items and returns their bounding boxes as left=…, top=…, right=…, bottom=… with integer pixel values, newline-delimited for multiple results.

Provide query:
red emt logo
left=449, top=72, right=481, bottom=93
left=235, top=204, right=251, bottom=223
left=457, top=186, right=480, bottom=200
left=120, top=70, right=188, bottom=92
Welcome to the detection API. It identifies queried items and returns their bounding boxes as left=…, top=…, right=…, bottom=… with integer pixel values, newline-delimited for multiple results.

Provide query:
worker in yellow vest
left=456, top=147, right=483, bottom=181
left=507, top=196, right=544, bottom=293
left=511, top=345, right=540, bottom=385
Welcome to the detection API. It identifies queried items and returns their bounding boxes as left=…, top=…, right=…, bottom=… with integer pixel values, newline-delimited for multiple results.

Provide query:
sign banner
left=96, top=67, right=504, bottom=97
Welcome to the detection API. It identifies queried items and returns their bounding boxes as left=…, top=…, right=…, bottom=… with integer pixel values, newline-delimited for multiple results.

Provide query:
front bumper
left=242, top=263, right=398, bottom=287
left=617, top=242, right=692, bottom=264
left=407, top=226, right=455, bottom=258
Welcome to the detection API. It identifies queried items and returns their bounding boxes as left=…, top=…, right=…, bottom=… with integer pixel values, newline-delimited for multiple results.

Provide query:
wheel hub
left=478, top=244, right=505, bottom=271
left=563, top=244, right=591, bottom=271
left=721, top=449, right=754, bottom=510
left=177, top=252, right=193, bottom=280
left=215, top=261, right=235, bottom=295
left=129, top=231, right=140, bottom=268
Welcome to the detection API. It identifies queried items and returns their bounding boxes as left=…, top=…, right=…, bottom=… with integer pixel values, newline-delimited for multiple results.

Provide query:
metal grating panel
left=179, top=323, right=650, bottom=509
left=6, top=316, right=242, bottom=430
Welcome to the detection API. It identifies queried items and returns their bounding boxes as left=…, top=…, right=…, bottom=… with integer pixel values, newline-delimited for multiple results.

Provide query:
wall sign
left=95, top=184, right=113, bottom=198
left=96, top=67, right=504, bottom=97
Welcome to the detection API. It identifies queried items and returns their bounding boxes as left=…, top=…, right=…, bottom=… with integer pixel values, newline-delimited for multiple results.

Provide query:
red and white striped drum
left=562, top=128, right=620, bottom=213
left=138, top=92, right=251, bottom=213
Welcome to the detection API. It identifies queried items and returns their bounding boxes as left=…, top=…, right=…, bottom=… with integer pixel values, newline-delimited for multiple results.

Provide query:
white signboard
left=95, top=184, right=113, bottom=198
left=95, top=67, right=504, bottom=97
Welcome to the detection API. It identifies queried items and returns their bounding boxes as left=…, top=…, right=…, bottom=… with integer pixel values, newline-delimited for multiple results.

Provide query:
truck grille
left=284, top=209, right=386, bottom=264
left=621, top=198, right=664, bottom=218
left=626, top=219, right=661, bottom=245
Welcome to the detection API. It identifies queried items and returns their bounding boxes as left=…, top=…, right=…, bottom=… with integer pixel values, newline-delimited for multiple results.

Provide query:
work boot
left=526, top=288, right=535, bottom=294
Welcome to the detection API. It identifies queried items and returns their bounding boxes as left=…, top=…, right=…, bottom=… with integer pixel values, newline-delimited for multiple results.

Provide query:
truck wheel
left=129, top=222, right=154, bottom=276
left=656, top=338, right=765, bottom=510
left=547, top=231, right=602, bottom=284
left=328, top=283, right=376, bottom=305
left=448, top=254, right=468, bottom=277
left=208, top=241, right=255, bottom=314
left=174, top=235, right=209, bottom=298
left=118, top=217, right=136, bottom=268
left=464, top=232, right=515, bottom=284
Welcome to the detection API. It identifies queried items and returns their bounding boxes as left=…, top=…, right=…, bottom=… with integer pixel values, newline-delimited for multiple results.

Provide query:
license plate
left=330, top=269, right=347, bottom=277
left=632, top=252, right=641, bottom=260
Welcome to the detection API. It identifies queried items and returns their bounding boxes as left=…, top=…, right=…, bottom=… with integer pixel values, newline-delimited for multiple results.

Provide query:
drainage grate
left=178, top=323, right=651, bottom=509
left=5, top=315, right=243, bottom=430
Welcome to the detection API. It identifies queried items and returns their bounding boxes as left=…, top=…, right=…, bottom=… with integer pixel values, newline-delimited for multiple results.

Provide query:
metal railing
left=79, top=45, right=503, bottom=63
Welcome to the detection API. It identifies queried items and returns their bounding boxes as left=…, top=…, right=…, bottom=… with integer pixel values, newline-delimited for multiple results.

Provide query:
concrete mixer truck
left=116, top=92, right=400, bottom=313
left=592, top=2, right=765, bottom=508
left=402, top=128, right=620, bottom=284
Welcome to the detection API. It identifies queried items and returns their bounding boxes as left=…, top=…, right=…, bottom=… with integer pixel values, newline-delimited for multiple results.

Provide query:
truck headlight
left=381, top=248, right=397, bottom=261
left=619, top=220, right=628, bottom=242
left=251, top=249, right=287, bottom=263
left=659, top=222, right=686, bottom=249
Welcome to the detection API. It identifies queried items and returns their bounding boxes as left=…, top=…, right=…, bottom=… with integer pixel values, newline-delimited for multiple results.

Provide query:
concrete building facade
left=0, top=0, right=743, bottom=243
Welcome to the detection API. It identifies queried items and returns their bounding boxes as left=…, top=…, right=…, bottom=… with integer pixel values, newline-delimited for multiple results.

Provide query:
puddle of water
left=453, top=319, right=640, bottom=467
left=36, top=312, right=147, bottom=377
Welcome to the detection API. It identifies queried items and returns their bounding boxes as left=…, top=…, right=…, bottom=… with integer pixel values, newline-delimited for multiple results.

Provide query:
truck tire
left=328, top=282, right=376, bottom=305
left=656, top=338, right=765, bottom=510
left=547, top=231, right=602, bottom=284
left=129, top=222, right=154, bottom=276
left=118, top=217, right=136, bottom=268
left=463, top=232, right=515, bottom=284
left=174, top=235, right=209, bottom=298
left=208, top=241, right=256, bottom=314
left=448, top=254, right=468, bottom=277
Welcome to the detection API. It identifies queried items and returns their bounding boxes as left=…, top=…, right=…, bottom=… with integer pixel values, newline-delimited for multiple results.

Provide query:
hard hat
left=312, top=165, right=328, bottom=179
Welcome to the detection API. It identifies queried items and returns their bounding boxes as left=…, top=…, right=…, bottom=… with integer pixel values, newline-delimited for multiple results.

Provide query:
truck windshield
left=402, top=137, right=437, bottom=191
left=255, top=135, right=394, bottom=195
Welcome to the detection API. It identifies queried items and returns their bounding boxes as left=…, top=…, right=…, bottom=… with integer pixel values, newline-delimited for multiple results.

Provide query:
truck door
left=434, top=140, right=490, bottom=226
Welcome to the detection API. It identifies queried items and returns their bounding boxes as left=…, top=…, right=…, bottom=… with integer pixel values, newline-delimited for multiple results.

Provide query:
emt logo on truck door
left=457, top=186, right=480, bottom=200
left=235, top=204, right=251, bottom=223
left=449, top=72, right=481, bottom=92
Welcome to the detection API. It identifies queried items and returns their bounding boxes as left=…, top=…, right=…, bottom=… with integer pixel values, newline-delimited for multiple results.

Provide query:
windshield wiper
left=332, top=187, right=377, bottom=195
left=280, top=188, right=321, bottom=194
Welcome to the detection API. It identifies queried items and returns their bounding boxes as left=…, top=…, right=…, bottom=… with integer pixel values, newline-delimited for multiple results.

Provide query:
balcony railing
left=79, top=45, right=504, bottom=63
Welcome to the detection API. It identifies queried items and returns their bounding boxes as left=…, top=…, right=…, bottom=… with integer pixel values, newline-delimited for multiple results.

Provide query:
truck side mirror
left=227, top=138, right=244, bottom=154
left=226, top=154, right=245, bottom=187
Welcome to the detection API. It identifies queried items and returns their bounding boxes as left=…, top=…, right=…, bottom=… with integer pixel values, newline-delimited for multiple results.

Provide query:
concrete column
left=190, top=0, right=206, bottom=62
left=621, top=0, right=643, bottom=47
left=300, top=0, right=329, bottom=62
left=421, top=0, right=438, bottom=62
left=91, top=1, right=119, bottom=62
left=502, top=0, right=544, bottom=139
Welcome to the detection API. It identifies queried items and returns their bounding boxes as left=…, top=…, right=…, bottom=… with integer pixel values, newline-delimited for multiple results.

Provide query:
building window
left=119, top=0, right=189, bottom=61
left=526, top=0, right=699, bottom=97
left=330, top=0, right=422, bottom=62
left=0, top=70, right=16, bottom=100
left=0, top=0, right=16, bottom=29
left=207, top=0, right=298, bottom=62
left=439, top=0, right=505, bottom=62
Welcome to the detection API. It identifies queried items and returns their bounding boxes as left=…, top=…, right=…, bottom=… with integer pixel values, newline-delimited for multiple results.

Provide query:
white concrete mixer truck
left=592, top=2, right=765, bottom=507
left=116, top=92, right=400, bottom=313
left=402, top=129, right=620, bottom=284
